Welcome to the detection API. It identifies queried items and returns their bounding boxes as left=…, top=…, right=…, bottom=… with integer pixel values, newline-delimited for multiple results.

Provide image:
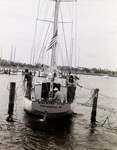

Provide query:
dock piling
left=91, top=88, right=99, bottom=123
left=6, top=82, right=16, bottom=122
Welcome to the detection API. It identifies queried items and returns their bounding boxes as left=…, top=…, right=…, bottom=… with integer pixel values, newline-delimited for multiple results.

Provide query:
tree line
left=0, top=58, right=117, bottom=77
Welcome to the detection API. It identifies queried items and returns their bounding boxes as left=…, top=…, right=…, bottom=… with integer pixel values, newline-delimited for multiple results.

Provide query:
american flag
left=47, top=30, right=57, bottom=51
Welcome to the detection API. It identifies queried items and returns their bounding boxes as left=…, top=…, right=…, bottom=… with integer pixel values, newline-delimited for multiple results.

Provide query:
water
left=0, top=74, right=117, bottom=150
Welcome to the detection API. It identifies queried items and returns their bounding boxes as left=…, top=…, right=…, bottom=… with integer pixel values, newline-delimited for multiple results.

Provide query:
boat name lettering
left=38, top=101, right=65, bottom=105
left=40, top=105, right=57, bottom=108
left=38, top=102, right=55, bottom=105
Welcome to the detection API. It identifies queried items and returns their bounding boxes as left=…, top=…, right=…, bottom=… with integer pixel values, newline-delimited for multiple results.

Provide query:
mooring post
left=7, top=82, right=16, bottom=122
left=91, top=88, right=99, bottom=123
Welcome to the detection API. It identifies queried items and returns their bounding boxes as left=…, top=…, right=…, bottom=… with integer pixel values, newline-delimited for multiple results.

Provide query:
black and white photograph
left=0, top=0, right=117, bottom=149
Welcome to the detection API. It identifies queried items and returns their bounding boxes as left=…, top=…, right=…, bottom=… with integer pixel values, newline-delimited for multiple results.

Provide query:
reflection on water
left=22, top=114, right=76, bottom=150
left=0, top=74, right=117, bottom=149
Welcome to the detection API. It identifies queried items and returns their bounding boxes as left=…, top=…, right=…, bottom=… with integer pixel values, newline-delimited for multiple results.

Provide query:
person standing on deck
left=67, top=75, right=75, bottom=103
left=73, top=75, right=82, bottom=97
left=24, top=69, right=32, bottom=99
left=73, top=75, right=82, bottom=88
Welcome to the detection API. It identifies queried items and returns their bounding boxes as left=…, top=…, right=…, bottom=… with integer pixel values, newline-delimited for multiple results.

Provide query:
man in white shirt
left=53, top=87, right=64, bottom=102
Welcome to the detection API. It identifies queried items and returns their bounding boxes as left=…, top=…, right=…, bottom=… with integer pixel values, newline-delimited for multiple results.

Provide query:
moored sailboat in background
left=10, top=47, right=18, bottom=75
left=102, top=58, right=109, bottom=79
left=23, top=0, right=77, bottom=118
left=0, top=46, right=5, bottom=74
left=102, top=74, right=109, bottom=79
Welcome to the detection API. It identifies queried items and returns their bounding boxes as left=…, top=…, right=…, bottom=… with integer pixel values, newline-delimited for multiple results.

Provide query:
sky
left=0, top=0, right=117, bottom=71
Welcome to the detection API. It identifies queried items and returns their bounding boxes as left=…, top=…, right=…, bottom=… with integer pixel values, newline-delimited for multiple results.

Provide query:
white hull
left=23, top=0, right=77, bottom=119
left=0, top=71, right=4, bottom=74
left=39, top=72, right=48, bottom=77
left=10, top=72, right=17, bottom=75
left=103, top=75, right=109, bottom=79
left=24, top=97, right=75, bottom=118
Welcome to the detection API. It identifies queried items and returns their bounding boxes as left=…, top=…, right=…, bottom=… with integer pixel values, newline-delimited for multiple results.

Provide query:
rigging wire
left=68, top=2, right=74, bottom=68
left=58, top=3, right=64, bottom=66
left=36, top=15, right=54, bottom=64
left=59, top=5, right=69, bottom=66
left=57, top=2, right=74, bottom=66
left=37, top=20, right=51, bottom=63
left=75, top=0, right=77, bottom=68
left=31, top=0, right=40, bottom=65
left=57, top=37, right=64, bottom=66
left=31, top=0, right=51, bottom=65
left=67, top=1, right=77, bottom=68
left=34, top=0, right=51, bottom=63
left=35, top=2, right=55, bottom=65
left=32, top=0, right=76, bottom=67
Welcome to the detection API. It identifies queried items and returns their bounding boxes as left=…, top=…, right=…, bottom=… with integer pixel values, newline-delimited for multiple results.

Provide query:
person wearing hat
left=73, top=75, right=82, bottom=88
left=73, top=75, right=82, bottom=99
left=66, top=75, right=82, bottom=103
left=52, top=87, right=64, bottom=102
left=66, top=75, right=75, bottom=102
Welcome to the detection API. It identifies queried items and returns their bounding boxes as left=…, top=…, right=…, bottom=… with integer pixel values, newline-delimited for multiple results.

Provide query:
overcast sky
left=0, top=0, right=117, bottom=71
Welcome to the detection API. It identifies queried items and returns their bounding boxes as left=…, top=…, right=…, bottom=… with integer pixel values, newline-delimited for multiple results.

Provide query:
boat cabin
left=31, top=81, right=68, bottom=102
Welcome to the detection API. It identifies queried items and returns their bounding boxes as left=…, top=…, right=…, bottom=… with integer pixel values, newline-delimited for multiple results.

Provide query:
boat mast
left=51, top=0, right=60, bottom=68
left=13, top=47, right=16, bottom=62
left=10, top=45, right=13, bottom=63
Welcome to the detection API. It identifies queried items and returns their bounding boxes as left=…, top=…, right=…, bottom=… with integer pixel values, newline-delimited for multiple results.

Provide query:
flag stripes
left=47, top=31, right=57, bottom=51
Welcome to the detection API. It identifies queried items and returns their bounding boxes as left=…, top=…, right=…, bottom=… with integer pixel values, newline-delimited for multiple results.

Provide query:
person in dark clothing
left=67, top=75, right=75, bottom=103
left=24, top=69, right=32, bottom=99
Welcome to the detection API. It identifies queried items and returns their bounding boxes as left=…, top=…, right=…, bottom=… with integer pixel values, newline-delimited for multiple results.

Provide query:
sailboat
left=9, top=46, right=17, bottom=75
left=102, top=74, right=109, bottom=79
left=23, top=0, right=77, bottom=118
left=102, top=58, right=109, bottom=79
